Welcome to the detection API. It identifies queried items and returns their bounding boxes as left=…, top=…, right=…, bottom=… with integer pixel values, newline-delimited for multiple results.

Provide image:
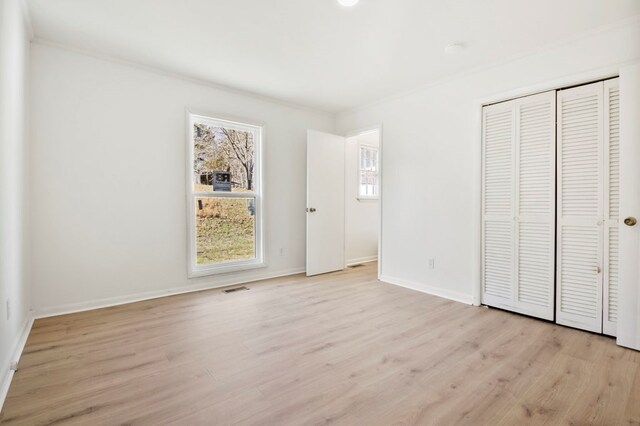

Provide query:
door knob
left=307, top=207, right=316, bottom=213
left=624, top=217, right=637, bottom=226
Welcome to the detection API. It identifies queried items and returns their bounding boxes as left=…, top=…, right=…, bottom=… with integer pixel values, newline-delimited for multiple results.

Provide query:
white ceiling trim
left=18, top=0, right=34, bottom=40
left=30, top=37, right=336, bottom=117
left=24, top=1, right=640, bottom=115
left=339, top=14, right=640, bottom=115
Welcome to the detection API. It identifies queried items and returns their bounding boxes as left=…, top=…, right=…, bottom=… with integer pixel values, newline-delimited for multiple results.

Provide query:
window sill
left=188, top=259, right=267, bottom=278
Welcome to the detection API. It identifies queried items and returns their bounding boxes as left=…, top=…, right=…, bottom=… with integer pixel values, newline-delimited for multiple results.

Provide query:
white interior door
left=482, top=101, right=516, bottom=308
left=514, top=91, right=556, bottom=320
left=481, top=91, right=555, bottom=320
left=306, top=130, right=345, bottom=276
left=556, top=81, right=604, bottom=333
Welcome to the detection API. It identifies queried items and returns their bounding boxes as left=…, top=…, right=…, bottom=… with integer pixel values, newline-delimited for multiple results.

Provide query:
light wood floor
left=1, top=263, right=639, bottom=425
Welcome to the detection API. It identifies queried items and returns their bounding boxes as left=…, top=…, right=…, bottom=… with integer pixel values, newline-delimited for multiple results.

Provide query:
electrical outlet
left=428, top=258, right=435, bottom=269
left=6, top=299, right=10, bottom=321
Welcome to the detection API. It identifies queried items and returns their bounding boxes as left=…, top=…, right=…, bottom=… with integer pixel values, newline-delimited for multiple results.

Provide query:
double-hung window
left=358, top=144, right=379, bottom=200
left=187, top=113, right=264, bottom=277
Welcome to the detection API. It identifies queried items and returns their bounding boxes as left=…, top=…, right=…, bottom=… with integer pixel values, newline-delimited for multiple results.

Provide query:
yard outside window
left=188, top=114, right=264, bottom=277
left=359, top=145, right=379, bottom=199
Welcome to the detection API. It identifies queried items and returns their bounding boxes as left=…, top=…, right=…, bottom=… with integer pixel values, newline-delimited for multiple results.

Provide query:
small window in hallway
left=358, top=144, right=379, bottom=199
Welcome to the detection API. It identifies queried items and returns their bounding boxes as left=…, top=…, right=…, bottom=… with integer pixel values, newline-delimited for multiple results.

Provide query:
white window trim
left=357, top=143, right=380, bottom=201
left=186, top=111, right=265, bottom=278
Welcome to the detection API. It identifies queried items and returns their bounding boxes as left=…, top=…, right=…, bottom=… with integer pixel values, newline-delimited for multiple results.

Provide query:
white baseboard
left=346, top=256, right=378, bottom=266
left=379, top=274, right=473, bottom=305
left=1, top=315, right=34, bottom=412
left=3, top=267, right=304, bottom=410
left=34, top=267, right=306, bottom=319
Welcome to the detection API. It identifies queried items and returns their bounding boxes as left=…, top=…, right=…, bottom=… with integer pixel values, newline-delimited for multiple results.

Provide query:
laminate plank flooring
left=1, top=263, right=639, bottom=425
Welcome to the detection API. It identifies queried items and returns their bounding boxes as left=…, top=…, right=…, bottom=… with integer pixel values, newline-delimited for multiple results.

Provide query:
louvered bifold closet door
left=482, top=102, right=515, bottom=309
left=603, top=78, right=620, bottom=336
left=515, top=91, right=556, bottom=320
left=482, top=92, right=555, bottom=319
left=556, top=81, right=604, bottom=333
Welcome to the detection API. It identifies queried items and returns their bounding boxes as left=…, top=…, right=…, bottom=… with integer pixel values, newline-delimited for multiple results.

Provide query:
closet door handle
left=624, top=217, right=637, bottom=227
left=596, top=266, right=601, bottom=274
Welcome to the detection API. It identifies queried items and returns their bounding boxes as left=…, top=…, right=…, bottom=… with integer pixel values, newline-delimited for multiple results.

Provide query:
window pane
left=358, top=147, right=379, bottom=198
left=193, top=121, right=256, bottom=193
left=360, top=146, right=378, bottom=172
left=195, top=197, right=256, bottom=265
left=367, top=174, right=374, bottom=195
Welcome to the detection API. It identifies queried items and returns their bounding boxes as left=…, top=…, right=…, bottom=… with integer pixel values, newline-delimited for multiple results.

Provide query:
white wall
left=336, top=20, right=640, bottom=304
left=345, top=130, right=379, bottom=264
left=29, top=42, right=334, bottom=314
left=21, top=12, right=640, bottom=333
left=0, top=0, right=31, bottom=404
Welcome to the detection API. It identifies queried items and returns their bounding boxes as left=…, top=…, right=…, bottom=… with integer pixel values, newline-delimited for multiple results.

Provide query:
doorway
left=345, top=129, right=380, bottom=267
left=306, top=128, right=381, bottom=276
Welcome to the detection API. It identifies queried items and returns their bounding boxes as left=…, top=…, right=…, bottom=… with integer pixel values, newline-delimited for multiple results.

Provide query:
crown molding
left=31, top=37, right=336, bottom=118
left=339, top=14, right=640, bottom=116
left=18, top=0, right=34, bottom=40
left=25, top=10, right=640, bottom=117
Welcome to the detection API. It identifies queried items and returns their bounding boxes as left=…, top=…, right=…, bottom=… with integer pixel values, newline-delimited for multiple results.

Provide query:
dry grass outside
left=195, top=190, right=255, bottom=264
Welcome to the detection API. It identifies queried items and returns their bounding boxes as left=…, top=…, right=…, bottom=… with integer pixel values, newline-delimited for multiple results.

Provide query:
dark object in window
left=247, top=198, right=255, bottom=216
left=199, top=172, right=213, bottom=186
left=213, top=171, right=232, bottom=192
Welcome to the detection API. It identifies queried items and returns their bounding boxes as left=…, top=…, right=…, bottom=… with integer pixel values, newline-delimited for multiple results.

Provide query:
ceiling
left=27, top=0, right=640, bottom=112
